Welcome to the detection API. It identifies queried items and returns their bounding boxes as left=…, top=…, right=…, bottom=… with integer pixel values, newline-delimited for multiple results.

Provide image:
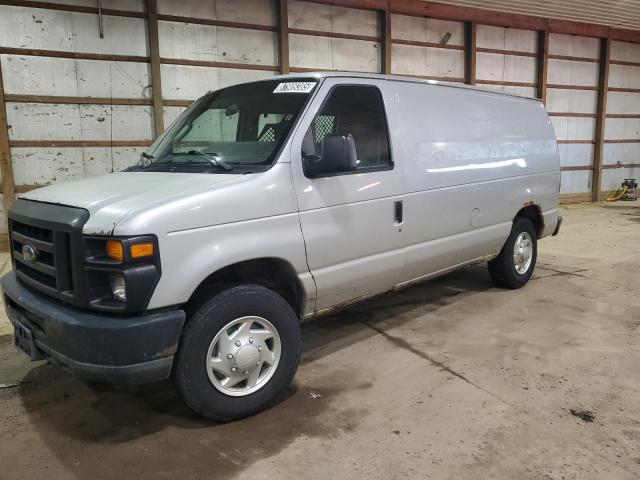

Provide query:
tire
left=174, top=284, right=301, bottom=422
left=488, top=216, right=537, bottom=289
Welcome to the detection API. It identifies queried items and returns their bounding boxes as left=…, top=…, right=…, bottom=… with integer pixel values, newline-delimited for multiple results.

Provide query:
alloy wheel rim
left=206, top=316, right=281, bottom=397
left=513, top=231, right=533, bottom=275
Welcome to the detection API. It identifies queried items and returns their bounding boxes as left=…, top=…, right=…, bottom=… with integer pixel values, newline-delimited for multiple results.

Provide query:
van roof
left=268, top=71, right=542, bottom=103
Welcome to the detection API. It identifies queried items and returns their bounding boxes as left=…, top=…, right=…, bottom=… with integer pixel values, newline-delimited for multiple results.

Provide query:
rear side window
left=305, top=86, right=391, bottom=171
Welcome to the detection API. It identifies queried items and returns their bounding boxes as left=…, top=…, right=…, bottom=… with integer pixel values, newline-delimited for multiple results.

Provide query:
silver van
left=2, top=73, right=561, bottom=421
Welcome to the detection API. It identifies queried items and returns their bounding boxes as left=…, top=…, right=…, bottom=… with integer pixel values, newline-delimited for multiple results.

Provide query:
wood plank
left=606, top=114, right=640, bottom=119
left=4, top=94, right=152, bottom=105
left=0, top=0, right=145, bottom=18
left=561, top=165, right=594, bottom=171
left=559, top=192, right=592, bottom=204
left=608, top=87, right=640, bottom=93
left=548, top=18, right=609, bottom=39
left=160, top=57, right=279, bottom=72
left=547, top=54, right=599, bottom=64
left=603, top=139, right=640, bottom=143
left=398, top=73, right=465, bottom=82
left=464, top=22, right=476, bottom=86
left=0, top=60, right=16, bottom=214
left=475, top=79, right=536, bottom=88
left=147, top=0, right=164, bottom=138
left=289, top=28, right=380, bottom=42
left=163, top=99, right=194, bottom=107
left=597, top=190, right=618, bottom=201
left=9, top=140, right=153, bottom=147
left=157, top=14, right=277, bottom=32
left=609, top=59, right=640, bottom=68
left=279, top=0, right=290, bottom=74
left=610, top=29, right=640, bottom=43
left=0, top=46, right=149, bottom=63
left=602, top=163, right=640, bottom=169
left=289, top=66, right=367, bottom=74
left=548, top=112, right=597, bottom=118
left=0, top=184, right=46, bottom=194
left=15, top=184, right=43, bottom=193
left=304, top=0, right=388, bottom=11
left=557, top=139, right=596, bottom=144
left=592, top=37, right=610, bottom=203
left=381, top=5, right=391, bottom=75
left=476, top=47, right=536, bottom=58
left=547, top=84, right=598, bottom=91
left=391, top=38, right=464, bottom=51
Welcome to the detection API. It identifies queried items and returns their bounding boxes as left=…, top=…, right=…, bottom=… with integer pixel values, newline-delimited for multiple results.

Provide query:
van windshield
left=131, top=79, right=318, bottom=173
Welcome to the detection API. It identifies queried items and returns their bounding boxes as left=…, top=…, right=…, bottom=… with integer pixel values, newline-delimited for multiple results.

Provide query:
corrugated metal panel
left=429, top=0, right=640, bottom=31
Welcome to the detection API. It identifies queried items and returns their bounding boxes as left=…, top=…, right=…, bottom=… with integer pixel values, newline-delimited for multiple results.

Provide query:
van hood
left=22, top=172, right=242, bottom=234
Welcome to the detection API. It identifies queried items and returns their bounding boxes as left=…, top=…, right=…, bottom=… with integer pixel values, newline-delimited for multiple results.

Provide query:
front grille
left=11, top=220, right=71, bottom=293
left=8, top=199, right=89, bottom=307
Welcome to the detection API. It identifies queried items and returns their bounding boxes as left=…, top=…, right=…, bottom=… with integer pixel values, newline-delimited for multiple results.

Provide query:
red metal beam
left=388, top=0, right=640, bottom=44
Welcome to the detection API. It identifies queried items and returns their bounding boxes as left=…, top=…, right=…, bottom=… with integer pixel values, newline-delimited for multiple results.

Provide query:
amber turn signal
left=106, top=240, right=124, bottom=261
left=130, top=242, right=154, bottom=259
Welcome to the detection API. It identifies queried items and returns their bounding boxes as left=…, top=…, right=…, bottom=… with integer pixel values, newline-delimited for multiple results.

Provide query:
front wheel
left=174, top=284, right=301, bottom=422
left=488, top=216, right=537, bottom=289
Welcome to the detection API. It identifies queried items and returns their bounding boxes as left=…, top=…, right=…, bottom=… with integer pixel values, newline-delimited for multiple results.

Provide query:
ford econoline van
left=2, top=73, right=561, bottom=421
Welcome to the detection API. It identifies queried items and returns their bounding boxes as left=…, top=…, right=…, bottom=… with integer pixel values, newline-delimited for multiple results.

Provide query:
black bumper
left=1, top=271, right=186, bottom=385
left=552, top=215, right=563, bottom=236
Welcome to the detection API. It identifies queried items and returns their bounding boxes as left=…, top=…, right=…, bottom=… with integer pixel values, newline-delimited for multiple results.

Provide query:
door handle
left=394, top=200, right=403, bottom=224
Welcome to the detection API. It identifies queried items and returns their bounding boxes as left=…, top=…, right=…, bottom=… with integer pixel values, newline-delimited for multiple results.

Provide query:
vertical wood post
left=380, top=3, right=391, bottom=75
left=536, top=29, right=549, bottom=103
left=278, top=0, right=290, bottom=74
left=464, top=21, right=476, bottom=85
left=593, top=37, right=610, bottom=202
left=147, top=0, right=164, bottom=137
left=0, top=63, right=15, bottom=218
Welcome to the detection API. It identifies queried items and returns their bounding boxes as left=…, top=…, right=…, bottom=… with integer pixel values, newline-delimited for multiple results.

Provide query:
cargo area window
left=305, top=86, right=391, bottom=171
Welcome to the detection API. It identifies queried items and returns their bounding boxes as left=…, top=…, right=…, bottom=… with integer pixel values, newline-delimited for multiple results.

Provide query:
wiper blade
left=186, top=150, right=233, bottom=171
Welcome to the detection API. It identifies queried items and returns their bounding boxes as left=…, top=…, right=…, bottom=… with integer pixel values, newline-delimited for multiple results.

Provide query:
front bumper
left=552, top=215, right=563, bottom=236
left=1, top=271, right=186, bottom=385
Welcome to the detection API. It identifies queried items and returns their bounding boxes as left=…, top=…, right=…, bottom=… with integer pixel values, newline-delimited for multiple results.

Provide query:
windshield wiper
left=186, top=150, right=233, bottom=172
left=125, top=151, right=155, bottom=170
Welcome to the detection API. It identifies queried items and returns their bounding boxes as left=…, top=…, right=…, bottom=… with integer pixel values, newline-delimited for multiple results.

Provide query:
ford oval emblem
left=21, top=244, right=39, bottom=264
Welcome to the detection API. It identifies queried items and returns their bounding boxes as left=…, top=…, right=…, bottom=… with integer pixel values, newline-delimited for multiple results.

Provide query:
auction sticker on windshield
left=273, top=82, right=316, bottom=94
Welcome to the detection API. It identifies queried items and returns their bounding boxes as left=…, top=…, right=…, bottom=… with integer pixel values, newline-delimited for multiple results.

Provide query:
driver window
left=305, top=86, right=391, bottom=170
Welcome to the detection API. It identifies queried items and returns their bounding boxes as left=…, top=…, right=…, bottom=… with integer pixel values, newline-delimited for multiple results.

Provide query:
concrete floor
left=1, top=203, right=639, bottom=480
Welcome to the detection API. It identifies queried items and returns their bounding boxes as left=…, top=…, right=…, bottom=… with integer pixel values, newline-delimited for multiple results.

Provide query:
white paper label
left=273, top=82, right=316, bottom=94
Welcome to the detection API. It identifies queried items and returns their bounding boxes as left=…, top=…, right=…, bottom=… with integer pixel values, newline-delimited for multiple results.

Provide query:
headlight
left=84, top=235, right=160, bottom=312
left=109, top=273, right=127, bottom=302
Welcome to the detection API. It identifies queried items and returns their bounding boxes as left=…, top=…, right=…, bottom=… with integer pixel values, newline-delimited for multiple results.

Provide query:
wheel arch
left=185, top=257, right=307, bottom=320
left=515, top=203, right=544, bottom=239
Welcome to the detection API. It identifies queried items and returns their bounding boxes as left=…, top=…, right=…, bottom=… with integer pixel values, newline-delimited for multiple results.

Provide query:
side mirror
left=303, top=134, right=358, bottom=178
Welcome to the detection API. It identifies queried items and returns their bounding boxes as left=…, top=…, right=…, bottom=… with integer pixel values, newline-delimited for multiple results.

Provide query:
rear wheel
left=488, top=216, right=537, bottom=289
left=174, top=284, right=301, bottom=422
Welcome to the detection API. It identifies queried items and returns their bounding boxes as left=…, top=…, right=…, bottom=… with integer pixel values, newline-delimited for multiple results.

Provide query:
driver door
left=288, top=78, right=406, bottom=312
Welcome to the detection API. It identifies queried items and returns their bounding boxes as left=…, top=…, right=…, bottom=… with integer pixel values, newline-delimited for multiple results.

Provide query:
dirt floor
left=1, top=203, right=639, bottom=480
